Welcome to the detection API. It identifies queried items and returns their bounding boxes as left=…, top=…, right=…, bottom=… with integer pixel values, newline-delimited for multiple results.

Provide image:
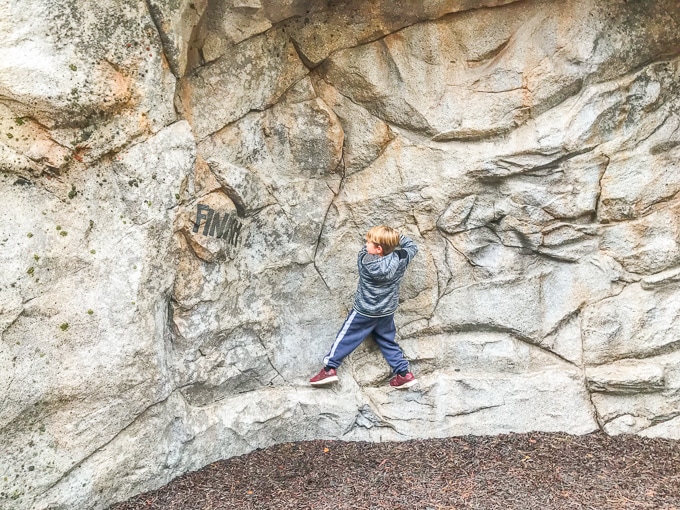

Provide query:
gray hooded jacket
left=352, top=234, right=419, bottom=317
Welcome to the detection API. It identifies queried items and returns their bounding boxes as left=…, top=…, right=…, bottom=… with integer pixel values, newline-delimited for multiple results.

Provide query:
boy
left=310, top=225, right=419, bottom=389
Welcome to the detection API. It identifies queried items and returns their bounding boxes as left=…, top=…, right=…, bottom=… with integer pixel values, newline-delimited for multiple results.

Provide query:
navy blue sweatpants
left=323, top=310, right=410, bottom=374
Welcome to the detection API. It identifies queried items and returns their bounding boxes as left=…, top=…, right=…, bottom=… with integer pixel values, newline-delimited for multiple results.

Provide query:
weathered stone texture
left=1, top=0, right=680, bottom=508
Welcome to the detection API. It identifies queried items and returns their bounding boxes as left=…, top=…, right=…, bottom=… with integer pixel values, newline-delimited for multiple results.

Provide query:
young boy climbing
left=310, top=225, right=419, bottom=389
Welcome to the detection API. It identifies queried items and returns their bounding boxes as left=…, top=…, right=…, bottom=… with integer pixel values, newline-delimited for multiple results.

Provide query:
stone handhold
left=471, top=149, right=561, bottom=181
left=564, top=60, right=679, bottom=154
left=345, top=404, right=396, bottom=434
left=540, top=313, right=583, bottom=366
left=586, top=361, right=666, bottom=394
left=193, top=0, right=329, bottom=64
left=146, top=0, right=208, bottom=77
left=313, top=76, right=395, bottom=176
left=597, top=87, right=679, bottom=224
left=496, top=216, right=543, bottom=251
left=437, top=195, right=495, bottom=234
left=441, top=227, right=529, bottom=279
left=582, top=283, right=680, bottom=365
left=0, top=144, right=41, bottom=178
left=177, top=327, right=280, bottom=406
left=591, top=351, right=680, bottom=435
left=537, top=223, right=599, bottom=262
left=206, top=158, right=275, bottom=216
left=641, top=266, right=680, bottom=290
left=600, top=202, right=680, bottom=275
left=603, top=414, right=653, bottom=436
left=176, top=28, right=309, bottom=139
left=263, top=96, right=344, bottom=177
left=0, top=104, right=70, bottom=173
left=189, top=155, right=223, bottom=197
left=639, top=415, right=680, bottom=440
left=598, top=108, right=680, bottom=222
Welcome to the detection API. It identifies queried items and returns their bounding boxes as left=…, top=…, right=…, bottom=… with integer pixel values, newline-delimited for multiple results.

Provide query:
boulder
left=1, top=0, right=680, bottom=508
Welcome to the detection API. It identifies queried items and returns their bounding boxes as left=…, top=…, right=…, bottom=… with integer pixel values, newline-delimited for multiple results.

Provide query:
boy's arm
left=357, top=244, right=368, bottom=266
left=397, top=234, right=418, bottom=263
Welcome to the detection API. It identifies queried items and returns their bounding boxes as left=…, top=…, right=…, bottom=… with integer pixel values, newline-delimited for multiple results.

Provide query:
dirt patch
left=109, top=432, right=680, bottom=509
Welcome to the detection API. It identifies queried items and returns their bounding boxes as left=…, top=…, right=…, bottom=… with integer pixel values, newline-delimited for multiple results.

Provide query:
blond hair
left=365, top=225, right=400, bottom=255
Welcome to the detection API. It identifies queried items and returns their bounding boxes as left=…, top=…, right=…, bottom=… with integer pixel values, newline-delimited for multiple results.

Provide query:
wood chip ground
left=110, top=432, right=680, bottom=509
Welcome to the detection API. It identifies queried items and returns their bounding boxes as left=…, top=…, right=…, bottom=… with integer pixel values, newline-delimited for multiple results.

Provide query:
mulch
left=110, top=432, right=680, bottom=510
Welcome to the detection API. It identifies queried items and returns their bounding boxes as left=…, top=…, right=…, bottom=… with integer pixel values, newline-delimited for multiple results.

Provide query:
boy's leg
left=323, top=310, right=376, bottom=369
left=371, top=314, right=410, bottom=375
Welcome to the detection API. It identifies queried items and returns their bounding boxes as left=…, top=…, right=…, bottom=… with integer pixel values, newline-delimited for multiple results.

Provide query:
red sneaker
left=389, top=372, right=417, bottom=389
left=310, top=367, right=338, bottom=386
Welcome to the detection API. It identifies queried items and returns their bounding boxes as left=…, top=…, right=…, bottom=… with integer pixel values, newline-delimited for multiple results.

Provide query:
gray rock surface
left=1, top=0, right=680, bottom=508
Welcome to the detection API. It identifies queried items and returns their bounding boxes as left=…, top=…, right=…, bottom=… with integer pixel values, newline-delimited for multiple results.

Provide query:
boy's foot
left=310, top=367, right=338, bottom=386
left=390, top=372, right=417, bottom=389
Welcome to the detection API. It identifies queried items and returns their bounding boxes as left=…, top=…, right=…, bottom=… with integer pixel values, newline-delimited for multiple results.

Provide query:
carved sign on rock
left=193, top=204, right=243, bottom=246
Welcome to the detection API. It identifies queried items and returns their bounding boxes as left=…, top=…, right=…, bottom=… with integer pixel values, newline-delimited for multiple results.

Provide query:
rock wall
left=1, top=0, right=680, bottom=508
